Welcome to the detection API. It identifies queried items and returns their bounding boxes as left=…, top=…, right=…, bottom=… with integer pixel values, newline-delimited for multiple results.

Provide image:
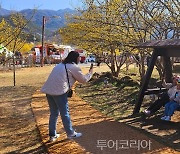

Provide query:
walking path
left=31, top=90, right=178, bottom=154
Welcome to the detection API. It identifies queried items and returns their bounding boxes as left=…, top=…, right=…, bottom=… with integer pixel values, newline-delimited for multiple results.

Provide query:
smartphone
left=90, top=63, right=93, bottom=69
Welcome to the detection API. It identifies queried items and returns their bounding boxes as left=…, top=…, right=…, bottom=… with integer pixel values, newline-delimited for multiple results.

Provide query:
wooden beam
left=164, top=48, right=180, bottom=57
left=137, top=39, right=180, bottom=48
left=133, top=49, right=158, bottom=114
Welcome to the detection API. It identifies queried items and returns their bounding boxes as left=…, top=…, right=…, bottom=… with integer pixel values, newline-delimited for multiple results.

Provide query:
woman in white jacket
left=144, top=76, right=178, bottom=116
left=161, top=81, right=180, bottom=121
left=41, top=51, right=93, bottom=141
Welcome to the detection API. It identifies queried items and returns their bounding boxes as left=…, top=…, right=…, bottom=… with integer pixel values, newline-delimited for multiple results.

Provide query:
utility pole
left=40, top=15, right=60, bottom=66
left=41, top=16, right=45, bottom=67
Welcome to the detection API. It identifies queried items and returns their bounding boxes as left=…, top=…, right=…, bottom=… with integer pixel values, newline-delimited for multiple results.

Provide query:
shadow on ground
left=117, top=112, right=180, bottom=152
left=0, top=86, right=47, bottom=153
left=70, top=120, right=168, bottom=154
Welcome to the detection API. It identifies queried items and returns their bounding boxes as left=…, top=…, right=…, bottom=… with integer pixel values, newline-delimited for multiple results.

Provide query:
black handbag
left=67, top=89, right=73, bottom=97
left=65, top=64, right=73, bottom=97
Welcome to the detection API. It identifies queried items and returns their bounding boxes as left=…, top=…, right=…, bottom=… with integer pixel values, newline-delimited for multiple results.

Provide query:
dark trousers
left=147, top=92, right=169, bottom=113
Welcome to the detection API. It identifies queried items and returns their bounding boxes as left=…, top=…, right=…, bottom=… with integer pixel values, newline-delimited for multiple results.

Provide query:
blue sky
left=0, top=0, right=83, bottom=11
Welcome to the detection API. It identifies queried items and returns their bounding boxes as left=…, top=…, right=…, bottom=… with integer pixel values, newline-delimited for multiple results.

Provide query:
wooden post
left=41, top=16, right=45, bottom=67
left=133, top=49, right=159, bottom=114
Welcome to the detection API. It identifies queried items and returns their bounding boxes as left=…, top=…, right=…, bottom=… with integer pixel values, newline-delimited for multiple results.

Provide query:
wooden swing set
left=133, top=39, right=180, bottom=114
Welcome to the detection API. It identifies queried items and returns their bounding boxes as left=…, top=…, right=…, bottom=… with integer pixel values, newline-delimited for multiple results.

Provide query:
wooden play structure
left=133, top=39, right=180, bottom=114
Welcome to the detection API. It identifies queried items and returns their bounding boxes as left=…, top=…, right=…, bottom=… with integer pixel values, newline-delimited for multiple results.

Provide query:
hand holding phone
left=90, top=63, right=93, bottom=69
left=89, top=63, right=93, bottom=74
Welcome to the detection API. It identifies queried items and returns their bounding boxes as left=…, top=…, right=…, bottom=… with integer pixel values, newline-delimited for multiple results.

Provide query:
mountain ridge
left=0, top=7, right=76, bottom=31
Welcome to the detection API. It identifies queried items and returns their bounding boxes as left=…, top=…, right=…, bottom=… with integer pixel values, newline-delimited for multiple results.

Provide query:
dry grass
left=0, top=64, right=110, bottom=87
left=0, top=65, right=54, bottom=87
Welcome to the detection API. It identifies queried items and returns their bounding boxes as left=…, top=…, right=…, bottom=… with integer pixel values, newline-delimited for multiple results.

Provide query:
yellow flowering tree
left=60, top=0, right=179, bottom=79
left=0, top=11, right=36, bottom=86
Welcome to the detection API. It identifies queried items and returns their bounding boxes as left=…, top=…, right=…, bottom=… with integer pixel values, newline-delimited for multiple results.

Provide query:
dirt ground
left=0, top=64, right=179, bottom=153
left=0, top=86, right=47, bottom=153
left=31, top=89, right=178, bottom=154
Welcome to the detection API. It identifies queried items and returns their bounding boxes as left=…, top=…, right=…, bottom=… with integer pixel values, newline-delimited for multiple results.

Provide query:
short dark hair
left=62, top=51, right=80, bottom=64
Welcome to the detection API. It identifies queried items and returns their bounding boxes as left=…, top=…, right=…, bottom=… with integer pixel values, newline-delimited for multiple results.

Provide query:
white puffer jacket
left=41, top=63, right=92, bottom=95
left=168, top=86, right=180, bottom=103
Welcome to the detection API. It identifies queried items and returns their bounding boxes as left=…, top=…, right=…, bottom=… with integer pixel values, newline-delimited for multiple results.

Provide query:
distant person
left=161, top=81, right=180, bottom=121
left=41, top=51, right=93, bottom=142
left=144, top=75, right=179, bottom=116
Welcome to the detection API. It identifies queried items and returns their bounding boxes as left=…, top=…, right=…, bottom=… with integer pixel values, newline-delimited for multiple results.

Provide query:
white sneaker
left=164, top=116, right=171, bottom=121
left=144, top=109, right=151, bottom=116
left=161, top=116, right=167, bottom=120
left=50, top=134, right=60, bottom=142
left=68, top=131, right=82, bottom=139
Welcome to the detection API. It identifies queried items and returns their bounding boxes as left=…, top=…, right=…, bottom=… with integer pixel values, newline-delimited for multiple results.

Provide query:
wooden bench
left=144, top=88, right=167, bottom=95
